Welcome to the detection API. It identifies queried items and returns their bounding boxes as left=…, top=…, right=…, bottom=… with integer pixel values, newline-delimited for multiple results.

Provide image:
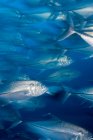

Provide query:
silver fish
left=74, top=6, right=93, bottom=18
left=63, top=86, right=93, bottom=102
left=0, top=80, right=48, bottom=101
left=26, top=114, right=92, bottom=140
left=30, top=54, right=73, bottom=70
left=76, top=86, right=93, bottom=102
left=58, top=11, right=93, bottom=47
left=45, top=68, right=80, bottom=83
left=76, top=32, right=93, bottom=47
left=57, top=55, right=73, bottom=67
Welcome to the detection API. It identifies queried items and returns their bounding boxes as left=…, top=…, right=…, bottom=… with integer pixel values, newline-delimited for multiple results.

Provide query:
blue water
left=0, top=0, right=93, bottom=139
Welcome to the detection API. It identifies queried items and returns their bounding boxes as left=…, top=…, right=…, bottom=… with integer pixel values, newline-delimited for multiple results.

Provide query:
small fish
left=45, top=68, right=79, bottom=83
left=57, top=55, right=73, bottom=67
left=30, top=54, right=73, bottom=70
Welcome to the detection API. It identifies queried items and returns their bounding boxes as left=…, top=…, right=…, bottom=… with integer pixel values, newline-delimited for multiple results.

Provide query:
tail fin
left=58, top=12, right=75, bottom=41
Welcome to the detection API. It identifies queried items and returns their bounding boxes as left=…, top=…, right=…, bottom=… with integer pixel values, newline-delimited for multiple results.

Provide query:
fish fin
left=61, top=92, right=72, bottom=104
left=58, top=12, right=75, bottom=41
left=7, top=120, right=23, bottom=130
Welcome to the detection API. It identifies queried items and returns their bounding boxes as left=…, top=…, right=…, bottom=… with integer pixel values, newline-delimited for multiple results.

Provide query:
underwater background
left=0, top=0, right=93, bottom=139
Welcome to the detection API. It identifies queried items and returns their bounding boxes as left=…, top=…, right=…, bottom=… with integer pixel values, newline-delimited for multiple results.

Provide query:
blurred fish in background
left=25, top=114, right=93, bottom=140
left=0, top=0, right=93, bottom=139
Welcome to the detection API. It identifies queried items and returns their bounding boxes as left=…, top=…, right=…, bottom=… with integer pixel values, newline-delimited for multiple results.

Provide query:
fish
left=75, top=86, right=93, bottom=102
left=29, top=54, right=73, bottom=70
left=74, top=6, right=93, bottom=18
left=25, top=114, right=92, bottom=140
left=0, top=80, right=66, bottom=102
left=44, top=68, right=80, bottom=84
left=0, top=80, right=48, bottom=101
left=58, top=10, right=93, bottom=48
left=63, top=85, right=93, bottom=103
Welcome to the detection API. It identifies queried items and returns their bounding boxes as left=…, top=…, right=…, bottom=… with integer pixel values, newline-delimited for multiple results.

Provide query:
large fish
left=63, top=85, right=93, bottom=103
left=0, top=80, right=63, bottom=102
left=75, top=86, right=93, bottom=102
left=74, top=6, right=93, bottom=18
left=25, top=114, right=92, bottom=140
left=0, top=80, right=48, bottom=102
left=67, top=47, right=93, bottom=61
left=58, top=11, right=93, bottom=48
